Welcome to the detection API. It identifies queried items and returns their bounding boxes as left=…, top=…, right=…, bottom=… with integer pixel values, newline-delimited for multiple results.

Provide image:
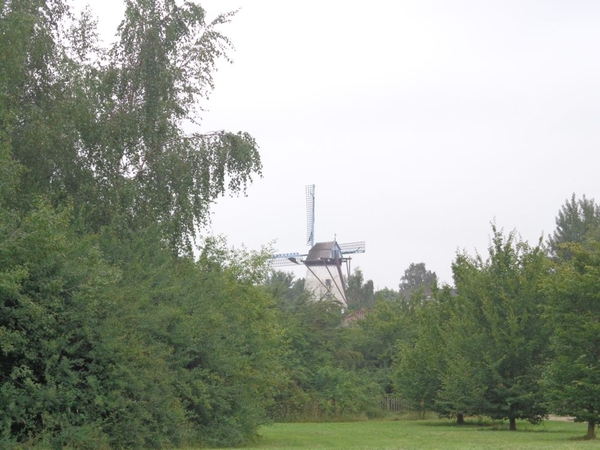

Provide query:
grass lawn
left=201, top=418, right=598, bottom=450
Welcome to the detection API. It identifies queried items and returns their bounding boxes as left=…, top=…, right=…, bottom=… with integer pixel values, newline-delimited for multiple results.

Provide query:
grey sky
left=86, top=0, right=600, bottom=289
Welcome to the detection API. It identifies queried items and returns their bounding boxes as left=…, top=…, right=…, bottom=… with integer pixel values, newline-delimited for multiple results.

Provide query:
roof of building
left=304, top=241, right=343, bottom=266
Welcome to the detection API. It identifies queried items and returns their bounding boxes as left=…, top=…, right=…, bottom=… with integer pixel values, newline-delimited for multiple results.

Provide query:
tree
left=98, top=0, right=261, bottom=251
left=267, top=288, right=381, bottom=421
left=346, top=268, right=375, bottom=310
left=373, top=287, right=401, bottom=303
left=399, top=262, right=438, bottom=298
left=5, top=0, right=262, bottom=252
left=347, top=292, right=422, bottom=396
left=548, top=194, right=600, bottom=258
left=0, top=0, right=280, bottom=446
left=0, top=202, right=122, bottom=447
left=263, top=270, right=309, bottom=312
left=395, top=286, right=455, bottom=420
left=440, top=226, right=550, bottom=430
left=543, top=243, right=600, bottom=439
left=0, top=205, right=288, bottom=448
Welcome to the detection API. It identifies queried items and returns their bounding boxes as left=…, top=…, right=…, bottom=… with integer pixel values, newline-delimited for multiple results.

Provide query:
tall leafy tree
left=5, top=0, right=262, bottom=252
left=1, top=0, right=76, bottom=210
left=395, top=286, right=455, bottom=420
left=0, top=0, right=276, bottom=447
left=351, top=293, right=423, bottom=395
left=98, top=0, right=261, bottom=250
left=441, top=227, right=550, bottom=430
left=543, top=242, right=600, bottom=440
left=399, top=262, right=438, bottom=298
left=346, top=268, right=375, bottom=310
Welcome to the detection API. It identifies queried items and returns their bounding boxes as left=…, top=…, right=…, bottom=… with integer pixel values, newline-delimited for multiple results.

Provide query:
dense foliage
left=0, top=0, right=275, bottom=447
left=548, top=194, right=600, bottom=258
left=391, top=196, right=600, bottom=438
left=542, top=242, right=600, bottom=439
left=441, top=229, right=550, bottom=429
left=0, top=200, right=285, bottom=448
left=263, top=272, right=382, bottom=422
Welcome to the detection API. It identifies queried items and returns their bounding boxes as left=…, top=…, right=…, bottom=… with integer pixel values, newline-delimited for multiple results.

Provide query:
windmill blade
left=338, top=241, right=366, bottom=254
left=271, top=252, right=306, bottom=267
left=306, top=184, right=315, bottom=247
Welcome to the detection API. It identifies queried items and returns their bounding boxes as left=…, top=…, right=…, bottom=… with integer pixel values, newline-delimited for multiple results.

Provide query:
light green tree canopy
left=6, top=0, right=262, bottom=253
left=548, top=193, right=600, bottom=258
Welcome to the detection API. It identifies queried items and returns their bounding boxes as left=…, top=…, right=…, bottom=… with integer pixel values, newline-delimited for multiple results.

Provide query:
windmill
left=272, top=184, right=366, bottom=307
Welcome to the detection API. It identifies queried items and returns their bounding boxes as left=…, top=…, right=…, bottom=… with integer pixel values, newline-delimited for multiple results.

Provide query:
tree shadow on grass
left=412, top=419, right=575, bottom=434
left=412, top=418, right=497, bottom=428
left=569, top=435, right=597, bottom=441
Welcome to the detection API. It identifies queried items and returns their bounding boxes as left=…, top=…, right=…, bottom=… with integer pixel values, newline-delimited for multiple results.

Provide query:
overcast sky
left=86, top=0, right=600, bottom=289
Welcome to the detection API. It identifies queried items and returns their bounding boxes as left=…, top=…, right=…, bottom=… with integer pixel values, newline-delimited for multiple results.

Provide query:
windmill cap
left=304, top=241, right=343, bottom=266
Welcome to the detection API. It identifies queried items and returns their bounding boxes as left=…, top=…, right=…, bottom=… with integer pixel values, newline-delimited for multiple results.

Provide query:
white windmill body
left=303, top=241, right=347, bottom=305
left=272, top=185, right=365, bottom=308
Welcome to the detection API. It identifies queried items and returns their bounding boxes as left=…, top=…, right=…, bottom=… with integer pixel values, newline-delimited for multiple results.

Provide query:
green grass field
left=201, top=418, right=597, bottom=450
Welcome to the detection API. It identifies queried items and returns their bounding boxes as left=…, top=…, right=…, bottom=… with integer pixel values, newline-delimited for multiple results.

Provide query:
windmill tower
left=272, top=185, right=366, bottom=307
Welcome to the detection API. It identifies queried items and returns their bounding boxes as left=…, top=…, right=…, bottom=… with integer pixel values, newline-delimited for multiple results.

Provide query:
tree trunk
left=586, top=421, right=596, bottom=440
left=456, top=413, right=465, bottom=425
left=509, top=417, right=516, bottom=431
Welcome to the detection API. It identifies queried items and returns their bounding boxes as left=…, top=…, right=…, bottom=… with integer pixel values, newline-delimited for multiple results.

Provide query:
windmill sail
left=338, top=241, right=366, bottom=254
left=271, top=252, right=306, bottom=267
left=306, top=184, right=315, bottom=247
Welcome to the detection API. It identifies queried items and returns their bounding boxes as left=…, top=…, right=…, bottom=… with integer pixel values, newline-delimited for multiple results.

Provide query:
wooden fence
left=380, top=395, right=407, bottom=412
